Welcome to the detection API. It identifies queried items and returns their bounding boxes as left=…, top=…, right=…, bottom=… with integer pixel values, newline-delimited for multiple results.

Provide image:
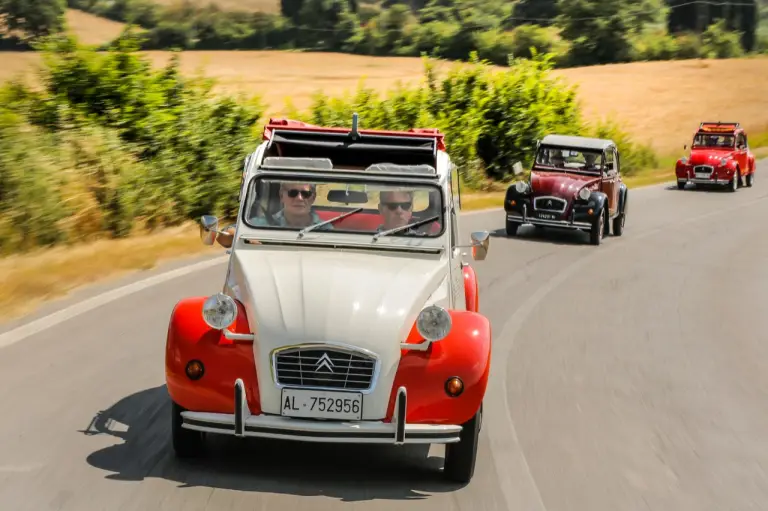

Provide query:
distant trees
left=0, top=0, right=66, bottom=39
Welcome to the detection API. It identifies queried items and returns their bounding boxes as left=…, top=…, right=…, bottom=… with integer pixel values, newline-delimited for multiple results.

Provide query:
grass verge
left=1, top=140, right=766, bottom=326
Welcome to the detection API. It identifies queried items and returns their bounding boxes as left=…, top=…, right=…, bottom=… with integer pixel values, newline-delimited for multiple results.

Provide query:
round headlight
left=416, top=305, right=452, bottom=341
left=515, top=181, right=528, bottom=193
left=202, top=293, right=238, bottom=330
left=578, top=187, right=591, bottom=201
left=680, top=157, right=688, bottom=164
left=720, top=157, right=728, bottom=166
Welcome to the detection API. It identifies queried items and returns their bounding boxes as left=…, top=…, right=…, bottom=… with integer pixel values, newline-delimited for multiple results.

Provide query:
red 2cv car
left=675, top=122, right=756, bottom=191
left=503, top=134, right=628, bottom=246
left=164, top=115, right=492, bottom=483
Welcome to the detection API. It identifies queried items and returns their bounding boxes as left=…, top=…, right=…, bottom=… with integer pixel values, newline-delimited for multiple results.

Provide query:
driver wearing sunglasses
left=259, top=182, right=331, bottom=229
left=377, top=190, right=417, bottom=231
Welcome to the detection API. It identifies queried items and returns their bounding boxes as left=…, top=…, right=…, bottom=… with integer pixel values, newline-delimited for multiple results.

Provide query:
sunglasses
left=285, top=189, right=313, bottom=199
left=384, top=202, right=412, bottom=211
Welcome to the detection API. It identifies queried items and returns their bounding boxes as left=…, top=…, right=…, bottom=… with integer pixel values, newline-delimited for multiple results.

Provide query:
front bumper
left=679, top=177, right=731, bottom=185
left=506, top=203, right=592, bottom=230
left=180, top=379, right=463, bottom=445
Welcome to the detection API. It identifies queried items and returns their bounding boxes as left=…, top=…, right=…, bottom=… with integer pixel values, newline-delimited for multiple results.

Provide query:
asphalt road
left=1, top=161, right=767, bottom=511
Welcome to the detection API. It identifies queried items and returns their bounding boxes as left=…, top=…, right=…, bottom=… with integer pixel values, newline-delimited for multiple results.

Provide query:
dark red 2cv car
left=675, top=122, right=756, bottom=191
left=503, top=134, right=628, bottom=246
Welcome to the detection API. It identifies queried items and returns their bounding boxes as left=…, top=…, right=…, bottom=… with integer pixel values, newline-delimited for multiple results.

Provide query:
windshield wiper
left=372, top=215, right=440, bottom=241
left=298, top=207, right=363, bottom=237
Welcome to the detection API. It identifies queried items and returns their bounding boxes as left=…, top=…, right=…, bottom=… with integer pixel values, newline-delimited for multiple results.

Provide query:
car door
left=600, top=148, right=620, bottom=216
left=735, top=132, right=748, bottom=171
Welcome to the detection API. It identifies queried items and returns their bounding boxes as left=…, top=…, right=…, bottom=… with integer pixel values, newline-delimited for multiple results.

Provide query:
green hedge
left=0, top=35, right=656, bottom=254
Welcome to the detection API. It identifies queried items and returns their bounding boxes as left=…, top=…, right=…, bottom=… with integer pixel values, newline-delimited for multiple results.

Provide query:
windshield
left=534, top=147, right=603, bottom=174
left=241, top=176, right=444, bottom=237
left=692, top=133, right=734, bottom=149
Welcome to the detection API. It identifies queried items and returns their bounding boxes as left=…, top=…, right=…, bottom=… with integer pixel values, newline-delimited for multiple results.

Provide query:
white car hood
left=228, top=247, right=450, bottom=350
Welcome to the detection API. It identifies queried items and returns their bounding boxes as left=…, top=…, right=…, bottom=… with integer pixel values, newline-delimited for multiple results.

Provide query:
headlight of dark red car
left=514, top=181, right=529, bottom=194
left=577, top=187, right=591, bottom=201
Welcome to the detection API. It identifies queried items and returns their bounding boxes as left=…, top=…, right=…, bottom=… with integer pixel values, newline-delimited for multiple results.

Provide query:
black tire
left=505, top=219, right=520, bottom=236
left=746, top=171, right=754, bottom=187
left=677, top=181, right=685, bottom=190
left=171, top=401, right=205, bottom=458
left=728, top=170, right=739, bottom=192
left=443, top=405, right=482, bottom=484
left=589, top=208, right=606, bottom=246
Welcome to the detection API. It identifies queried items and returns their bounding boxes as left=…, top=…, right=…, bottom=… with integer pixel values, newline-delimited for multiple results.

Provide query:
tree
left=0, top=0, right=66, bottom=39
left=556, top=0, right=667, bottom=65
left=666, top=0, right=758, bottom=52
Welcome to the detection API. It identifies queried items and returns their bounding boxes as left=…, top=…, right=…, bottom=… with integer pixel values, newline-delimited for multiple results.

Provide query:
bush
left=0, top=32, right=264, bottom=253
left=302, top=52, right=582, bottom=188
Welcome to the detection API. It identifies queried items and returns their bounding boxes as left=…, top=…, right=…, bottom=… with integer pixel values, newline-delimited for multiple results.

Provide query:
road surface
left=1, top=163, right=767, bottom=511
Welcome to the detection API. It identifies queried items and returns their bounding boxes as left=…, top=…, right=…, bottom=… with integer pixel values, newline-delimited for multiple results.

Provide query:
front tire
left=172, top=401, right=205, bottom=458
left=506, top=219, right=520, bottom=236
left=589, top=208, right=606, bottom=245
left=746, top=171, right=754, bottom=187
left=443, top=406, right=482, bottom=484
left=728, top=170, right=739, bottom=192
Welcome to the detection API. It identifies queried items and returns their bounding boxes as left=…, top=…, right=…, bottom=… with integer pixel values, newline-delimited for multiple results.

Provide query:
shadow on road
left=489, top=226, right=590, bottom=246
left=80, top=385, right=464, bottom=502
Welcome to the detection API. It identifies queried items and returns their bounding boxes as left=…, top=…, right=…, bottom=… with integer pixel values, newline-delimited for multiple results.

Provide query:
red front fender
left=463, top=264, right=479, bottom=312
left=385, top=309, right=492, bottom=426
left=165, top=296, right=262, bottom=415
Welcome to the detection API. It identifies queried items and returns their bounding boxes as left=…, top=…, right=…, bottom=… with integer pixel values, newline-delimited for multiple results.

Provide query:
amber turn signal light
left=445, top=376, right=464, bottom=397
left=587, top=208, right=594, bottom=215
left=510, top=200, right=517, bottom=206
left=185, top=360, right=205, bottom=380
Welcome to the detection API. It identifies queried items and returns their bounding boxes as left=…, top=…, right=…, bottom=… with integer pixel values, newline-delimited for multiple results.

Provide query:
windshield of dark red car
left=534, top=147, right=603, bottom=174
left=692, top=133, right=734, bottom=149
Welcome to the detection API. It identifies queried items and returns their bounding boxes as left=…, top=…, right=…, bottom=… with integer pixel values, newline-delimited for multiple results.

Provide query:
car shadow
left=489, top=226, right=590, bottom=246
left=81, top=385, right=463, bottom=502
left=665, top=183, right=733, bottom=192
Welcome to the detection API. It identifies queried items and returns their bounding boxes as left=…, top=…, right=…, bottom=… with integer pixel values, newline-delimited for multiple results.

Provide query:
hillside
left=64, top=9, right=127, bottom=45
left=3, top=48, right=766, bottom=155
left=151, top=0, right=280, bottom=12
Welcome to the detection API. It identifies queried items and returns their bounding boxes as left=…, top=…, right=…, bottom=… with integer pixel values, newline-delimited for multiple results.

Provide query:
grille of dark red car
left=534, top=196, right=567, bottom=213
left=274, top=347, right=377, bottom=391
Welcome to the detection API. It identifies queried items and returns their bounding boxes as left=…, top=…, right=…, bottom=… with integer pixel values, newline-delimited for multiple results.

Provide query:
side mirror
left=683, top=144, right=687, bottom=151
left=200, top=215, right=219, bottom=246
left=512, top=161, right=523, bottom=176
left=470, top=231, right=490, bottom=261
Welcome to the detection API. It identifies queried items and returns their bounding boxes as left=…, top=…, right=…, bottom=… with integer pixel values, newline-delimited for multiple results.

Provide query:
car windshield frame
left=532, top=144, right=606, bottom=175
left=239, top=171, right=447, bottom=239
left=692, top=133, right=735, bottom=149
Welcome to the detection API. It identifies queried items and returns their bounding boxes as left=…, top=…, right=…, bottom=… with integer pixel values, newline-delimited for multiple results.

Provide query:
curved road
left=1, top=162, right=767, bottom=511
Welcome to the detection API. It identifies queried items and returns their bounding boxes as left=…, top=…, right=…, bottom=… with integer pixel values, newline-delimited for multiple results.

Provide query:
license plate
left=536, top=212, right=557, bottom=220
left=280, top=388, right=363, bottom=421
left=695, top=172, right=711, bottom=178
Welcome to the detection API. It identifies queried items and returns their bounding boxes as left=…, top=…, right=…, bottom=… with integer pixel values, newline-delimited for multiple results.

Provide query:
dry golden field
left=152, top=0, right=280, bottom=13
left=4, top=41, right=768, bottom=155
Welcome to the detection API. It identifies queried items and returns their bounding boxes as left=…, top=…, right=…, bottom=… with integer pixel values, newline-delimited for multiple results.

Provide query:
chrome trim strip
left=270, top=342, right=382, bottom=394
left=683, top=178, right=730, bottom=185
left=223, top=330, right=255, bottom=341
left=507, top=214, right=592, bottom=230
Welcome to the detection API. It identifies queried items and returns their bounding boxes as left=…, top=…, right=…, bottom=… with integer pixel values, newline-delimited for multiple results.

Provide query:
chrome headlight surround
left=416, top=305, right=452, bottom=342
left=578, top=187, right=591, bottom=201
left=720, top=157, right=728, bottom=166
left=515, top=180, right=529, bottom=194
left=202, top=293, right=238, bottom=330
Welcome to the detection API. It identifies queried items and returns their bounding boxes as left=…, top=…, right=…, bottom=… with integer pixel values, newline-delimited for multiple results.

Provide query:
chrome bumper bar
left=180, top=379, right=462, bottom=445
left=507, top=213, right=592, bottom=230
left=679, top=178, right=730, bottom=185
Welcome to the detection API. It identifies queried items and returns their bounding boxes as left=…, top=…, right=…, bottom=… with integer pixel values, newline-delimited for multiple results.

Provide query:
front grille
left=694, top=165, right=714, bottom=174
left=274, top=347, right=377, bottom=391
left=534, top=196, right=567, bottom=213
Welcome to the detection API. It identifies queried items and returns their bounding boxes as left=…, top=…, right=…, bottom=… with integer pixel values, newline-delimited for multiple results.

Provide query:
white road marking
left=0, top=255, right=228, bottom=349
